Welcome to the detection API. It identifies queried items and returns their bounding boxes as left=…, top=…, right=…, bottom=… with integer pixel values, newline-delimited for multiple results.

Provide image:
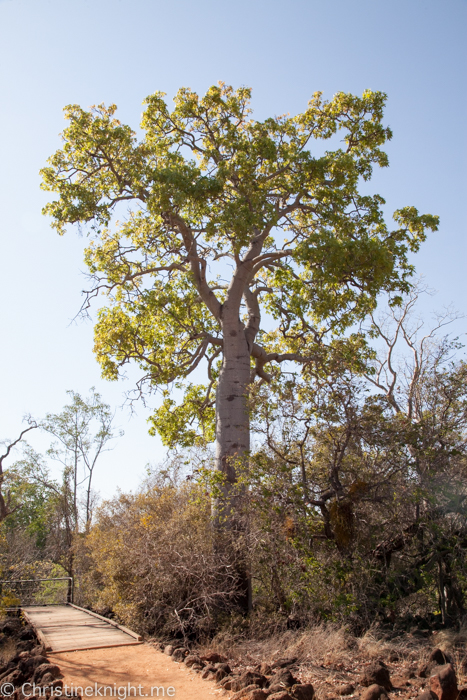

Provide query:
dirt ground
left=52, top=644, right=227, bottom=700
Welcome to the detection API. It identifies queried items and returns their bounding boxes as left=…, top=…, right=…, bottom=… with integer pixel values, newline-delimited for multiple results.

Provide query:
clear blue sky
left=0, top=0, right=465, bottom=498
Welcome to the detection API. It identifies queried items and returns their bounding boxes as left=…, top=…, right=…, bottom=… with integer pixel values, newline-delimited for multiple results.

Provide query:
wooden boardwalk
left=22, top=604, right=143, bottom=654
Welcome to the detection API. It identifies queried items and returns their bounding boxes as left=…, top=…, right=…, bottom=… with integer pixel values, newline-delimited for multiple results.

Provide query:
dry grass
left=203, top=622, right=423, bottom=666
left=357, top=629, right=426, bottom=663
left=432, top=625, right=467, bottom=653
left=198, top=622, right=467, bottom=698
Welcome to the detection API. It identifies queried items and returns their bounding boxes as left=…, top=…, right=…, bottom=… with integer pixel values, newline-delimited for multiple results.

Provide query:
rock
left=19, top=655, right=48, bottom=678
left=171, top=647, right=188, bottom=662
left=2, top=669, right=24, bottom=688
left=429, top=650, right=451, bottom=666
left=184, top=655, right=203, bottom=668
left=30, top=646, right=45, bottom=656
left=269, top=669, right=297, bottom=688
left=32, top=663, right=61, bottom=683
left=201, top=665, right=217, bottom=679
left=191, top=663, right=204, bottom=672
left=0, top=619, right=22, bottom=635
left=336, top=684, right=354, bottom=696
left=19, top=628, right=36, bottom=642
left=417, top=691, right=438, bottom=700
left=269, top=686, right=286, bottom=695
left=260, top=663, right=273, bottom=675
left=215, top=662, right=231, bottom=674
left=360, top=684, right=388, bottom=700
left=359, top=662, right=392, bottom=691
left=164, top=645, right=175, bottom=656
left=429, top=664, right=458, bottom=700
left=231, top=685, right=260, bottom=700
left=0, top=662, right=16, bottom=682
left=244, top=691, right=269, bottom=700
left=419, top=651, right=453, bottom=679
left=200, top=651, right=227, bottom=664
left=268, top=692, right=294, bottom=700
left=272, top=658, right=298, bottom=669
left=42, top=673, right=64, bottom=689
left=219, top=675, right=234, bottom=690
left=291, top=683, right=315, bottom=700
left=231, top=672, right=268, bottom=691
left=215, top=668, right=229, bottom=682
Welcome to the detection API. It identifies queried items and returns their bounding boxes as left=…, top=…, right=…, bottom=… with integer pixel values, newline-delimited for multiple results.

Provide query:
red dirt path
left=53, top=644, right=228, bottom=700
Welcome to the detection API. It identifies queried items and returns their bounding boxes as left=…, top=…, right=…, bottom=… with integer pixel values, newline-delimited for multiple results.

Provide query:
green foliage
left=41, top=84, right=438, bottom=447
left=149, top=384, right=216, bottom=447
left=2, top=455, right=57, bottom=549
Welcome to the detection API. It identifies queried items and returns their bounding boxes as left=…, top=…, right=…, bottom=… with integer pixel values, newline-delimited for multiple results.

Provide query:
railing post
left=66, top=577, right=74, bottom=604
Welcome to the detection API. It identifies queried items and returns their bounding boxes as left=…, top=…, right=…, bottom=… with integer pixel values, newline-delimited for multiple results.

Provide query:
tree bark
left=215, top=319, right=250, bottom=493
left=214, top=314, right=252, bottom=612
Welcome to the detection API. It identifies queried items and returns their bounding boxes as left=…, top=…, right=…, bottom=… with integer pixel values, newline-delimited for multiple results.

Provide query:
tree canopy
left=41, top=83, right=438, bottom=480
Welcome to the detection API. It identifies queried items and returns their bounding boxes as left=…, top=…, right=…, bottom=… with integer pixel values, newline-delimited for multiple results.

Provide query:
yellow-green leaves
left=41, top=83, right=438, bottom=448
left=41, top=103, right=143, bottom=234
left=393, top=207, right=439, bottom=252
left=93, top=274, right=219, bottom=385
left=149, top=385, right=215, bottom=448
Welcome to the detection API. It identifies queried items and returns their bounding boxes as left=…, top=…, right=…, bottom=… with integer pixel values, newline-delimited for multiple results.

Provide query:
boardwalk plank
left=22, top=605, right=142, bottom=653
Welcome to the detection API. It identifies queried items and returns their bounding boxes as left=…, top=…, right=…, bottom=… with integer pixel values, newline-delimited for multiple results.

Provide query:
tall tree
left=41, top=84, right=438, bottom=504
left=42, top=388, right=120, bottom=529
left=1, top=391, right=120, bottom=603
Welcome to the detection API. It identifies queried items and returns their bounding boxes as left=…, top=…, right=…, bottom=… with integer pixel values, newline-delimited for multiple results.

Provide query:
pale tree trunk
left=215, top=323, right=251, bottom=484
left=214, top=311, right=252, bottom=611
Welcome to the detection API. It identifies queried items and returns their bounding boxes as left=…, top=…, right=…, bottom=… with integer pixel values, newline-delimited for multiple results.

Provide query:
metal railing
left=0, top=577, right=74, bottom=606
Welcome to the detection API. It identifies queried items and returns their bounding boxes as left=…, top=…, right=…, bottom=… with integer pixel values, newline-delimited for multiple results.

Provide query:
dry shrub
left=83, top=480, right=244, bottom=638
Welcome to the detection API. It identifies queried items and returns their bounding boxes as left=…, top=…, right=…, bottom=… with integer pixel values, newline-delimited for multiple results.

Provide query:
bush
left=84, top=478, right=245, bottom=638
